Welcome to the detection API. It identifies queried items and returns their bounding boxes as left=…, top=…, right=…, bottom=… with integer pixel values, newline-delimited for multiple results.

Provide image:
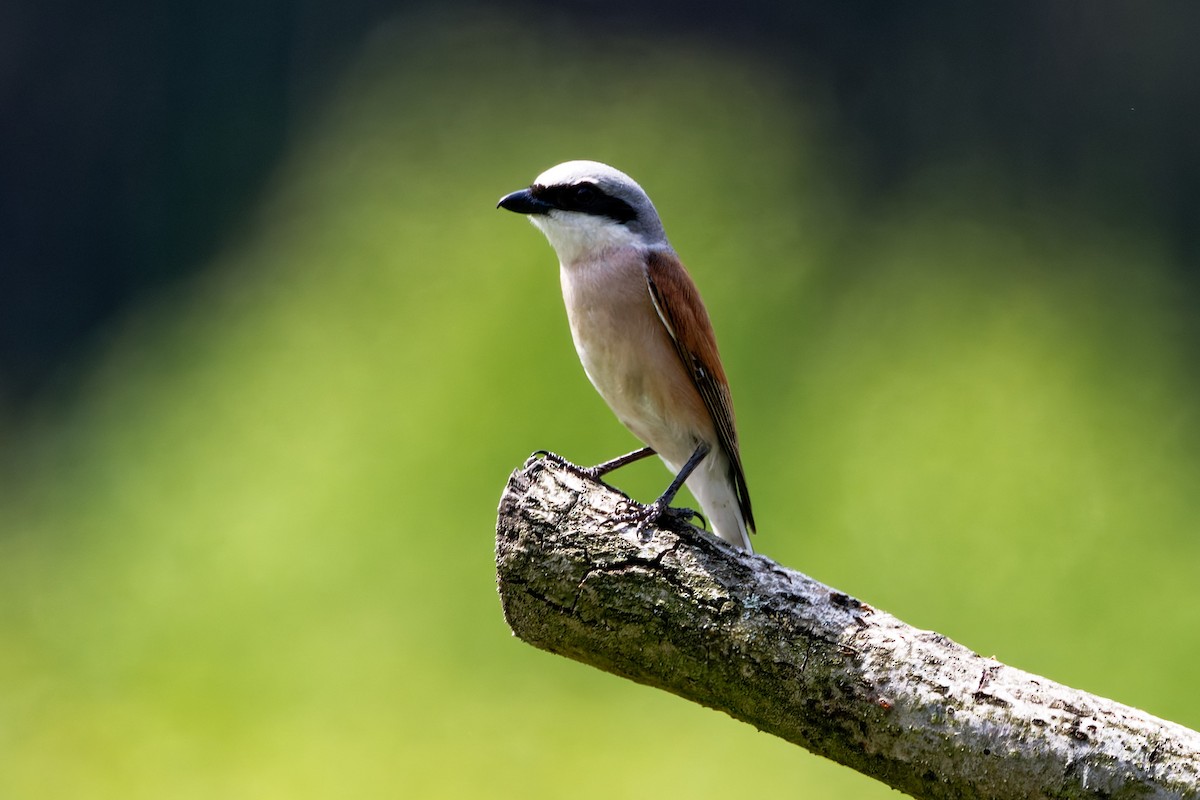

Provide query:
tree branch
left=495, top=455, right=1200, bottom=800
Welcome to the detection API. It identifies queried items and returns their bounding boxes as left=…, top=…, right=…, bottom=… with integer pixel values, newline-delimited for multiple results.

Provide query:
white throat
left=530, top=211, right=647, bottom=265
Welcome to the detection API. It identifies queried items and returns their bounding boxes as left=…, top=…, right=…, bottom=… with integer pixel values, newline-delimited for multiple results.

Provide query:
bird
left=497, top=160, right=755, bottom=552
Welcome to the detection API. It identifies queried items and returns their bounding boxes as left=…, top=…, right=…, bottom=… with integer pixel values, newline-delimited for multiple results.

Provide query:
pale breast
left=558, top=249, right=712, bottom=463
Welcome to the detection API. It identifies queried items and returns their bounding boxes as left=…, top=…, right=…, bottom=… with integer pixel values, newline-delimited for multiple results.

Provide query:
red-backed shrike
left=498, top=160, right=756, bottom=552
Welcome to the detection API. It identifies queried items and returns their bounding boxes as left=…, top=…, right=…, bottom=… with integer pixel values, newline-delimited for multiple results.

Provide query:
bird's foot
left=529, top=449, right=706, bottom=539
left=527, top=450, right=609, bottom=482
left=612, top=497, right=704, bottom=541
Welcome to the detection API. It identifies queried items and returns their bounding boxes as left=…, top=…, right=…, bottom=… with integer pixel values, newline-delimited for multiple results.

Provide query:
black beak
left=497, top=188, right=553, bottom=215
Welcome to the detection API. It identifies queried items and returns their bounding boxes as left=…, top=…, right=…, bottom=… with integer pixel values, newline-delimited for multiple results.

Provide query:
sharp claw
left=525, top=450, right=556, bottom=469
left=611, top=499, right=701, bottom=537
left=528, top=451, right=607, bottom=483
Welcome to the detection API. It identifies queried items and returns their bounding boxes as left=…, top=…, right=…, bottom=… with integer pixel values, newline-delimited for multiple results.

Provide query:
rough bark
left=495, top=455, right=1200, bottom=800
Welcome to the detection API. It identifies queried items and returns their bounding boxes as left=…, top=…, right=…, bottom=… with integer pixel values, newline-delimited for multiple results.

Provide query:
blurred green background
left=3, top=4, right=1199, bottom=798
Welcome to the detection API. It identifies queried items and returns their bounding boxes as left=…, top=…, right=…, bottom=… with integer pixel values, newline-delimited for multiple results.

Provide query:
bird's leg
left=530, top=446, right=656, bottom=482
left=613, top=441, right=710, bottom=538
left=581, top=446, right=656, bottom=479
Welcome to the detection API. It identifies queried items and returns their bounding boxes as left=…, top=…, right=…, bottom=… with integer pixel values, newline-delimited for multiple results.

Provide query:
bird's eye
left=572, top=184, right=598, bottom=204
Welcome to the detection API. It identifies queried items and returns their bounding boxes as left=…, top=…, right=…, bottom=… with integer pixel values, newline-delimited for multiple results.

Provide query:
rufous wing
left=644, top=249, right=755, bottom=533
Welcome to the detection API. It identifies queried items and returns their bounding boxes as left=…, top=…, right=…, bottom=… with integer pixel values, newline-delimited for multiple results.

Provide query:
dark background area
left=4, top=1, right=1199, bottom=408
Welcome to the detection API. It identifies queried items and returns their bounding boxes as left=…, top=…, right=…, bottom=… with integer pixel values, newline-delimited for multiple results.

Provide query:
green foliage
left=1, top=9, right=1196, bottom=797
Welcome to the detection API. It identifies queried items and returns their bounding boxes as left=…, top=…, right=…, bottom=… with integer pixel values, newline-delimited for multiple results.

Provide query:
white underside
left=551, top=239, right=752, bottom=552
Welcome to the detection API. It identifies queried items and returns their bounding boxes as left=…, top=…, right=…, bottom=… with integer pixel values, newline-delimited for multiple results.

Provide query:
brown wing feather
left=644, top=249, right=755, bottom=532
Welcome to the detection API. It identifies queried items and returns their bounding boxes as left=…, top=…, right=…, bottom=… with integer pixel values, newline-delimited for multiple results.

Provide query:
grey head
left=497, top=160, right=669, bottom=262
